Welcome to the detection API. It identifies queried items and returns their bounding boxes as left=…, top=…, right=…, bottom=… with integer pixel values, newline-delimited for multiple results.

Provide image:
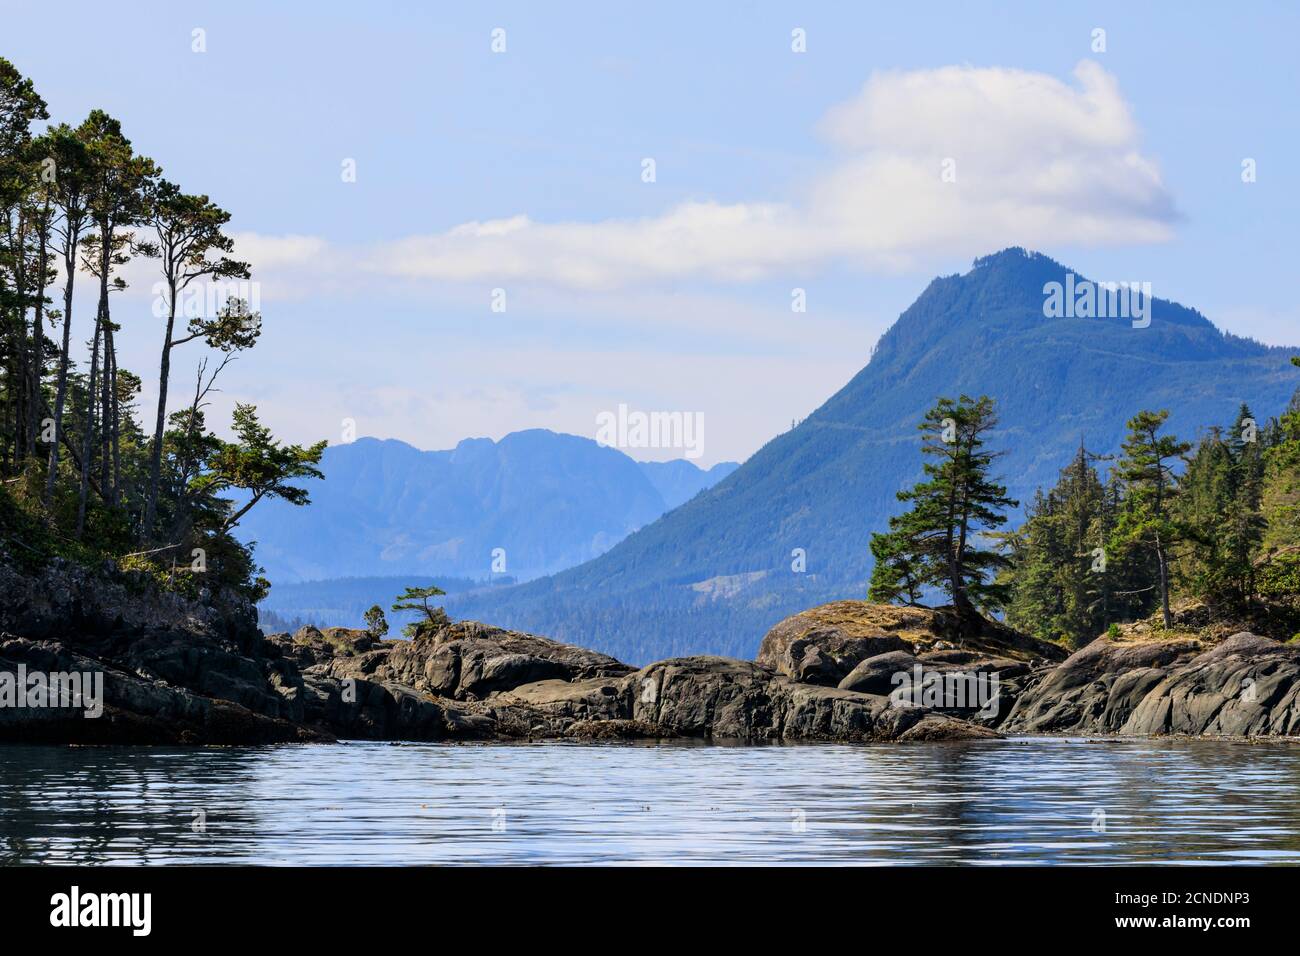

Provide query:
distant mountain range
left=236, top=430, right=737, bottom=585
left=446, top=248, right=1300, bottom=664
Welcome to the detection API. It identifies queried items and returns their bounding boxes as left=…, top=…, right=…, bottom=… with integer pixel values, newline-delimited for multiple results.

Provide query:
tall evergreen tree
left=74, top=110, right=155, bottom=531
left=1111, top=409, right=1190, bottom=628
left=867, top=395, right=1017, bottom=632
left=0, top=58, right=48, bottom=472
left=139, top=179, right=250, bottom=540
left=40, top=122, right=94, bottom=503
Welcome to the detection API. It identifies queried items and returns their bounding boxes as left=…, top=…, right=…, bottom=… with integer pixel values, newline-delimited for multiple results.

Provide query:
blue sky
left=3, top=0, right=1297, bottom=464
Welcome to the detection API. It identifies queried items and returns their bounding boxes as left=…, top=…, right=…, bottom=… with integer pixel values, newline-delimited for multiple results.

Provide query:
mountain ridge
left=446, top=248, right=1300, bottom=664
left=236, top=429, right=738, bottom=585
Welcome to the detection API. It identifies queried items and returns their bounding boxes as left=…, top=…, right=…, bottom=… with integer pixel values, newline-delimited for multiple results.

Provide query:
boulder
left=758, top=601, right=1065, bottom=687
left=756, top=602, right=920, bottom=684
left=380, top=619, right=633, bottom=700
left=837, top=650, right=923, bottom=695
left=837, top=648, right=1029, bottom=725
left=628, top=655, right=999, bottom=742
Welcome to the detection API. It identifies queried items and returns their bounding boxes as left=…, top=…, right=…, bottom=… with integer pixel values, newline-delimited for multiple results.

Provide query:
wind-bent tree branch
left=192, top=403, right=325, bottom=534
left=391, top=585, right=450, bottom=637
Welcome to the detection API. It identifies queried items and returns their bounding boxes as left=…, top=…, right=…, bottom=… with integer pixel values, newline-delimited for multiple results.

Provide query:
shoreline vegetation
left=0, top=57, right=324, bottom=614
left=2, top=57, right=1299, bottom=747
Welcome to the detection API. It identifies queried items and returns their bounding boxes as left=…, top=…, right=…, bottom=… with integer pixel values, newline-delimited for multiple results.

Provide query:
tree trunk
left=1156, top=535, right=1172, bottom=629
left=26, top=198, right=50, bottom=462
left=99, top=324, right=111, bottom=497
left=105, top=320, right=120, bottom=505
left=75, top=305, right=102, bottom=538
left=9, top=208, right=29, bottom=463
left=142, top=281, right=176, bottom=540
left=44, top=236, right=79, bottom=504
left=95, top=229, right=113, bottom=504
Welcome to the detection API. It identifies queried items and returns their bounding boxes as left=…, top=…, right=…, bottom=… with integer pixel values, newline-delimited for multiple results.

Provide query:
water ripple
left=2, top=737, right=1299, bottom=865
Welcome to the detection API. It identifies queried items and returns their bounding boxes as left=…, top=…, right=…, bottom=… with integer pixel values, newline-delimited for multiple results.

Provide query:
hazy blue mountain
left=638, top=459, right=740, bottom=509
left=237, top=429, right=736, bottom=585
left=448, top=248, right=1300, bottom=664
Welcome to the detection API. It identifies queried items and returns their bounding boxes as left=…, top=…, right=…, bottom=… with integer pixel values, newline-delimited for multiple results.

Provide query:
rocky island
left=4, top=557, right=1297, bottom=746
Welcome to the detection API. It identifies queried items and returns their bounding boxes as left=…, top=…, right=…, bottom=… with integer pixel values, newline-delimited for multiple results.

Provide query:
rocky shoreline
left=2, top=560, right=1297, bottom=745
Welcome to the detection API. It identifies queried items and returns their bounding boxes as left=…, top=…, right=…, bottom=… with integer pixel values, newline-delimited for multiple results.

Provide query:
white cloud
left=360, top=60, right=1176, bottom=289
left=58, top=62, right=1181, bottom=318
left=372, top=203, right=817, bottom=289
left=231, top=233, right=330, bottom=270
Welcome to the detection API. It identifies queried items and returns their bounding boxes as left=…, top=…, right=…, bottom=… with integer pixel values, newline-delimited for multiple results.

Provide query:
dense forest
left=1000, top=384, right=1300, bottom=646
left=0, top=58, right=323, bottom=599
left=870, top=384, right=1300, bottom=648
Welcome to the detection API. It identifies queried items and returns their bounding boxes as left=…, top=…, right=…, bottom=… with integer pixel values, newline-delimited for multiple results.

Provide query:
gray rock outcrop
left=1002, top=632, right=1300, bottom=736
left=17, top=566, right=1292, bottom=745
left=757, top=600, right=1065, bottom=688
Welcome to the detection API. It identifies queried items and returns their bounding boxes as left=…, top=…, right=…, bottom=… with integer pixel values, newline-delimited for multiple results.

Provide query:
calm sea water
left=2, top=737, right=1298, bottom=865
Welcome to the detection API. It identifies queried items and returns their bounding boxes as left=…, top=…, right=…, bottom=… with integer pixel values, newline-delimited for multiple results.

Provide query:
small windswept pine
left=868, top=395, right=1017, bottom=633
left=392, top=585, right=449, bottom=637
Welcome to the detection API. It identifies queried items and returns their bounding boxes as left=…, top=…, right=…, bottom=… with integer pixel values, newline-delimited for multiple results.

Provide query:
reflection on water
left=2, top=737, right=1299, bottom=865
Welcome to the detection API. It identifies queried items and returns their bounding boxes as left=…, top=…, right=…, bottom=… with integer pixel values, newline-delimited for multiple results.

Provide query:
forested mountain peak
left=448, top=250, right=1300, bottom=663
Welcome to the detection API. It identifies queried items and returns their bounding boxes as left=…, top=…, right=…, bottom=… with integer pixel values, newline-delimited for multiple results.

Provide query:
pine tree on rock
left=868, top=395, right=1017, bottom=634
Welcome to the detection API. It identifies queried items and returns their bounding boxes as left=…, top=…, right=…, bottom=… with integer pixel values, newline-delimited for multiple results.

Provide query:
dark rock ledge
left=2, top=561, right=1294, bottom=744
left=0, top=563, right=997, bottom=744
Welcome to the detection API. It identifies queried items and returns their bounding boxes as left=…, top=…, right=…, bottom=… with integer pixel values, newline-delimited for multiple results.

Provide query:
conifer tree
left=392, top=585, right=449, bottom=637
left=1262, top=372, right=1300, bottom=551
left=1003, top=443, right=1110, bottom=646
left=1111, top=410, right=1190, bottom=629
left=868, top=395, right=1017, bottom=632
left=139, top=179, right=250, bottom=540
left=363, top=604, right=389, bottom=638
left=867, top=527, right=923, bottom=605
left=1175, top=408, right=1265, bottom=609
left=40, top=122, right=94, bottom=503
